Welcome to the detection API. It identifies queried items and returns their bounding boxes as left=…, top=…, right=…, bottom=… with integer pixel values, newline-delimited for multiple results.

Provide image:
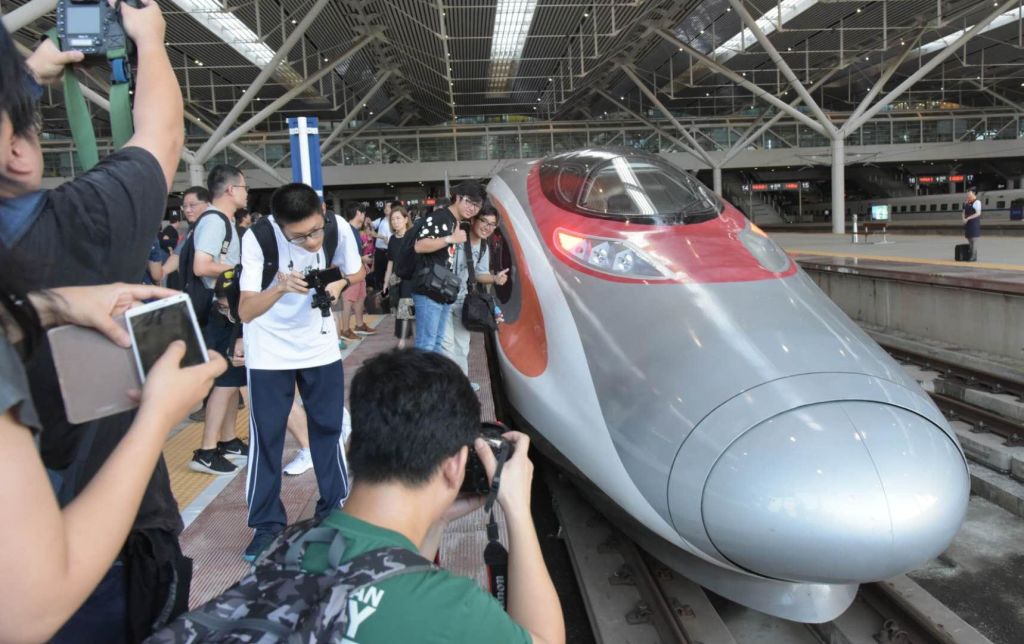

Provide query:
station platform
left=161, top=315, right=505, bottom=608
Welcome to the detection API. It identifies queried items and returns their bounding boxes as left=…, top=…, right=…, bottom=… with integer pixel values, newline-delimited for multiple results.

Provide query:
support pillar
left=189, top=162, right=205, bottom=187
left=332, top=194, right=342, bottom=214
left=712, top=166, right=723, bottom=196
left=831, top=138, right=845, bottom=234
left=949, top=182, right=955, bottom=194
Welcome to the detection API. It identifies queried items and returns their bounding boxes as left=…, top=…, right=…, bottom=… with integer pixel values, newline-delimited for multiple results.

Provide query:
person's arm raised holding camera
left=476, top=431, right=566, bottom=644
left=114, top=0, right=184, bottom=190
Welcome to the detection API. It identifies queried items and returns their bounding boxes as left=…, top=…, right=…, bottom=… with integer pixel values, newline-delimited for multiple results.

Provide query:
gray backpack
left=146, top=518, right=434, bottom=643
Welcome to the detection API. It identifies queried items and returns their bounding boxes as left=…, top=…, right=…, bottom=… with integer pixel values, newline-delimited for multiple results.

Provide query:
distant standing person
left=963, top=190, right=981, bottom=260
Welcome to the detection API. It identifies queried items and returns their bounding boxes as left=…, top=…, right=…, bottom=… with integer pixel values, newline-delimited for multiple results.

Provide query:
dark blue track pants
left=245, top=360, right=349, bottom=530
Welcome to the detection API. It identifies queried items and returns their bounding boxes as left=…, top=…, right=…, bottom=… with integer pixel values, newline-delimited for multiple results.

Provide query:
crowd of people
left=0, top=2, right=564, bottom=642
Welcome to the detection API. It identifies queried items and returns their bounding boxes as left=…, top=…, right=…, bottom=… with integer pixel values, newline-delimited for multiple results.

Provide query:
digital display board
left=870, top=204, right=890, bottom=221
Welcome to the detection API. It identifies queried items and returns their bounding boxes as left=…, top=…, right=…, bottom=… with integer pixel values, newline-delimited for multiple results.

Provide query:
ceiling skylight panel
left=486, top=0, right=539, bottom=97
left=916, top=9, right=1021, bottom=54
left=170, top=0, right=305, bottom=85
left=697, top=0, right=820, bottom=62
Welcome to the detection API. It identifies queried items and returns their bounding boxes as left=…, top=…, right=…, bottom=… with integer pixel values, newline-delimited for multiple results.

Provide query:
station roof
left=7, top=0, right=1024, bottom=140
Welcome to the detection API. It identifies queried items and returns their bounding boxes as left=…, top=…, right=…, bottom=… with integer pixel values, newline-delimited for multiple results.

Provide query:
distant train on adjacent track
left=804, top=187, right=1024, bottom=221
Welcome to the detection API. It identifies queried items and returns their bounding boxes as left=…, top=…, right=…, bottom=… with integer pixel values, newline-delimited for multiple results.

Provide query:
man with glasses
left=413, top=181, right=487, bottom=353
left=237, top=183, right=365, bottom=562
left=189, top=164, right=249, bottom=475
left=442, top=205, right=508, bottom=385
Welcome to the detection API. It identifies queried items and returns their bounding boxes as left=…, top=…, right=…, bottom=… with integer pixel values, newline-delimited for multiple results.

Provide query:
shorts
left=342, top=280, right=367, bottom=304
left=202, top=310, right=247, bottom=388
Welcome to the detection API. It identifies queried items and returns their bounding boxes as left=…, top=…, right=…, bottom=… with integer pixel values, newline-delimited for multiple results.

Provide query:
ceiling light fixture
left=486, top=0, right=539, bottom=97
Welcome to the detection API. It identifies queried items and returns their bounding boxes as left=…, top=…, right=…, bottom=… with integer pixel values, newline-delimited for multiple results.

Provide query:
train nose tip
left=700, top=401, right=969, bottom=584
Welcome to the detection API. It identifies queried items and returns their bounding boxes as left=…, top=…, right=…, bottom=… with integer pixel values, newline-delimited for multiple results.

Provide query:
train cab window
left=539, top=149, right=721, bottom=225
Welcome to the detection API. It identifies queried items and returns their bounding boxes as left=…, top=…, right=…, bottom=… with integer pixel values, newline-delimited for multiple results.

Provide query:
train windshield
left=540, top=149, right=722, bottom=225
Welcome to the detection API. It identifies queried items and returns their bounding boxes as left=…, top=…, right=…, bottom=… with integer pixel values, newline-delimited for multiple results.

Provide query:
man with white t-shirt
left=237, top=182, right=365, bottom=562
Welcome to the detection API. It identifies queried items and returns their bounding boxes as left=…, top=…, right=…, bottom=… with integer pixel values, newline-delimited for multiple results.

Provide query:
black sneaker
left=189, top=448, right=238, bottom=475
left=218, top=438, right=249, bottom=462
left=243, top=528, right=282, bottom=563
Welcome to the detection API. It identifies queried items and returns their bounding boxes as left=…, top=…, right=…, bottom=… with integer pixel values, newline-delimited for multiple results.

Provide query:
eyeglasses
left=461, top=198, right=483, bottom=210
left=285, top=226, right=325, bottom=246
left=231, top=184, right=248, bottom=192
left=475, top=220, right=497, bottom=229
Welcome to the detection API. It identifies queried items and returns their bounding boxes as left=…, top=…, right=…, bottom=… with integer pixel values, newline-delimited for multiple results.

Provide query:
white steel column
left=194, top=0, right=330, bottom=162
left=618, top=65, right=714, bottom=166
left=1, top=0, right=56, bottom=31
left=842, top=35, right=921, bottom=134
left=319, top=71, right=395, bottom=153
left=726, top=0, right=836, bottom=135
left=654, top=28, right=828, bottom=136
left=831, top=137, right=845, bottom=234
left=322, top=96, right=405, bottom=162
left=183, top=111, right=282, bottom=181
left=713, top=166, right=723, bottom=196
left=846, top=0, right=1019, bottom=133
left=594, top=90, right=706, bottom=160
left=189, top=162, right=205, bottom=186
left=208, top=39, right=377, bottom=158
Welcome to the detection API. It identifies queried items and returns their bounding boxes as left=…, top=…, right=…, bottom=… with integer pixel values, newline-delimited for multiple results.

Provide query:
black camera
left=56, top=0, right=137, bottom=57
left=462, top=422, right=512, bottom=496
left=304, top=265, right=343, bottom=318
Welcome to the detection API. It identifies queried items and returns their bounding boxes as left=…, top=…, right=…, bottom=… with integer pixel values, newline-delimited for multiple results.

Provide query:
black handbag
left=461, top=241, right=498, bottom=332
left=413, top=262, right=461, bottom=304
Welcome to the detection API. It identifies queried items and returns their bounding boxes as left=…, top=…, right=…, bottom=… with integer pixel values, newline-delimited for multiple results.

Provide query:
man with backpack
left=184, top=164, right=250, bottom=475
left=237, top=183, right=365, bottom=562
left=149, top=349, right=565, bottom=644
left=410, top=181, right=486, bottom=353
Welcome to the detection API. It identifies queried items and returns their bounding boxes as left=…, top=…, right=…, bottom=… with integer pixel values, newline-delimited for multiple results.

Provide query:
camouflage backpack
left=146, top=518, right=435, bottom=643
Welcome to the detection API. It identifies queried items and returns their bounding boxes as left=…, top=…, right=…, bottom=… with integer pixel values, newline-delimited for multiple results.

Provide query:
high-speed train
left=485, top=148, right=969, bottom=623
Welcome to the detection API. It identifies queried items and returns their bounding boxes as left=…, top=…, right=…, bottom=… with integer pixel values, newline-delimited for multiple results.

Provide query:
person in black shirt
left=412, top=181, right=485, bottom=352
left=2, top=2, right=189, bottom=640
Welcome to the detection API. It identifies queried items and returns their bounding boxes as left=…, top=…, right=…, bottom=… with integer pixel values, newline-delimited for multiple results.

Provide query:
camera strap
left=483, top=440, right=511, bottom=609
left=45, top=28, right=134, bottom=172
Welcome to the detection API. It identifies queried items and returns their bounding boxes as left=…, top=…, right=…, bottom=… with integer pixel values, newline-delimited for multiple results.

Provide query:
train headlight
left=556, top=229, right=672, bottom=280
left=739, top=222, right=791, bottom=273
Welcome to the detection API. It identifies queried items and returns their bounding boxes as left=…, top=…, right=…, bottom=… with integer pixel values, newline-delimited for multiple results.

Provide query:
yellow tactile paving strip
left=164, top=398, right=251, bottom=511
left=788, top=249, right=1024, bottom=272
left=164, top=315, right=383, bottom=512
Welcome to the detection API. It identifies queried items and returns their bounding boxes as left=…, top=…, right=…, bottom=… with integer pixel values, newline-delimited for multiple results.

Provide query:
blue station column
left=288, top=116, right=324, bottom=200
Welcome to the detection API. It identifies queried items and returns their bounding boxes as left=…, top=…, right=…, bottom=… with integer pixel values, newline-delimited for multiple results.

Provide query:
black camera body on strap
left=56, top=0, right=138, bottom=57
left=462, top=422, right=512, bottom=496
left=304, top=265, right=343, bottom=318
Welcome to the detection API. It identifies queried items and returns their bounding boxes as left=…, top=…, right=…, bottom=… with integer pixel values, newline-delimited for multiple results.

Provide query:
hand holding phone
left=125, top=293, right=209, bottom=382
left=137, top=341, right=226, bottom=426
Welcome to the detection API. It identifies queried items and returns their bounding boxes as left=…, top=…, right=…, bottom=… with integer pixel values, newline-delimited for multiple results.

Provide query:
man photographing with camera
left=237, top=182, right=365, bottom=562
left=334, top=348, right=565, bottom=644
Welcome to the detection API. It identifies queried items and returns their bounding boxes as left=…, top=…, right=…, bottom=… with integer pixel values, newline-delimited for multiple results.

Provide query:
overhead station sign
left=741, top=181, right=812, bottom=192
left=907, top=174, right=973, bottom=185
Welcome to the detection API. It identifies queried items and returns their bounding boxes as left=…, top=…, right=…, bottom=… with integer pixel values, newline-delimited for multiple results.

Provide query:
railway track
left=547, top=472, right=986, bottom=644
left=879, top=342, right=1024, bottom=447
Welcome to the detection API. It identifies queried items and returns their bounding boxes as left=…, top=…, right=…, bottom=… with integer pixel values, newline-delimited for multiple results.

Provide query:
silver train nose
left=700, top=401, right=969, bottom=584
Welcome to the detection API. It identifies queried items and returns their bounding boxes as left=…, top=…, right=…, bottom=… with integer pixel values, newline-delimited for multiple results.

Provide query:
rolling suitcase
left=954, top=244, right=976, bottom=262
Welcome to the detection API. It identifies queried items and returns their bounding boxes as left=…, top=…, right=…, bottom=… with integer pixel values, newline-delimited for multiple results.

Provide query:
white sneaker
left=283, top=448, right=313, bottom=476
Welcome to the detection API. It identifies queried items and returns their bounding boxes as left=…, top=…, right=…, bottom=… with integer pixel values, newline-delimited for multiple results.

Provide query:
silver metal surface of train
left=807, top=188, right=1024, bottom=220
left=485, top=148, right=970, bottom=623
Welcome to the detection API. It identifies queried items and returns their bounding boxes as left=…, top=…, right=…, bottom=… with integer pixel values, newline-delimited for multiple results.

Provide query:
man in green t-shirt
left=333, top=348, right=565, bottom=644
